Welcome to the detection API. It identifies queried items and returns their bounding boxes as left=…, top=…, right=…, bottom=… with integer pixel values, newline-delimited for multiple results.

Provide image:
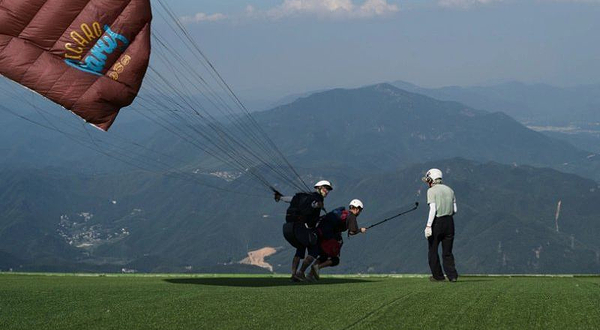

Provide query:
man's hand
left=274, top=191, right=282, bottom=202
left=424, top=226, right=432, bottom=238
left=360, top=227, right=367, bottom=234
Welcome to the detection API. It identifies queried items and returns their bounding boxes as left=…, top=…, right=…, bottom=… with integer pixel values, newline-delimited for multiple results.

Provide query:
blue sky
left=162, top=0, right=600, bottom=99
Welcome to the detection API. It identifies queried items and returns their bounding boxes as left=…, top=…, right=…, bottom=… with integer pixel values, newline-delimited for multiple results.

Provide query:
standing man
left=422, top=168, right=458, bottom=282
left=275, top=180, right=332, bottom=281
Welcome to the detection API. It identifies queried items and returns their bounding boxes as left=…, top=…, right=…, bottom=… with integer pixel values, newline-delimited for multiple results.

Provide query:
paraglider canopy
left=0, top=0, right=310, bottom=195
left=0, top=0, right=152, bottom=131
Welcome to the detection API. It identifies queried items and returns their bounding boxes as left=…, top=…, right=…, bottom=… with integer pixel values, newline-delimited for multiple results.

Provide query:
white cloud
left=180, top=1, right=398, bottom=24
left=264, top=0, right=400, bottom=19
left=180, top=12, right=227, bottom=23
left=359, top=0, right=402, bottom=17
left=439, top=0, right=600, bottom=9
left=438, top=0, right=504, bottom=8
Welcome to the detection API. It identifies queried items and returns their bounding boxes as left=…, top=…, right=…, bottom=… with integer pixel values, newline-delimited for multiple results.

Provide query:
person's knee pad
left=331, top=257, right=340, bottom=267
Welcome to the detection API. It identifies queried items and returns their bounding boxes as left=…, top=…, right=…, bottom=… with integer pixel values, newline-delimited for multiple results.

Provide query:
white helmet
left=422, top=168, right=443, bottom=183
left=314, top=180, right=333, bottom=191
left=349, top=199, right=364, bottom=209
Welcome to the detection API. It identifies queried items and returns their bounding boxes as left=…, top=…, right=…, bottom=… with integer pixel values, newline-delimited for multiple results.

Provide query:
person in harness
left=308, top=199, right=367, bottom=281
left=274, top=180, right=332, bottom=282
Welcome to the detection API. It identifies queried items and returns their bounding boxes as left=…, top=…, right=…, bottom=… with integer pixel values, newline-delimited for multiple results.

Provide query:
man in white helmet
left=307, top=199, right=367, bottom=281
left=274, top=180, right=332, bottom=281
left=422, top=168, right=458, bottom=282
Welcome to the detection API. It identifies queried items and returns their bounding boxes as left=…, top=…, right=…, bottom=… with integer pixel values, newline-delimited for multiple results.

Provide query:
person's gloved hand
left=424, top=226, right=432, bottom=238
left=274, top=191, right=282, bottom=202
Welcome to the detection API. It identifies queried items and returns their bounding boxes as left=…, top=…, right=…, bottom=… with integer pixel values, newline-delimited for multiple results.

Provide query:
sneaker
left=429, top=276, right=445, bottom=282
left=291, top=274, right=301, bottom=282
left=294, top=272, right=307, bottom=282
left=306, top=274, right=316, bottom=282
left=448, top=277, right=458, bottom=282
left=310, top=264, right=320, bottom=281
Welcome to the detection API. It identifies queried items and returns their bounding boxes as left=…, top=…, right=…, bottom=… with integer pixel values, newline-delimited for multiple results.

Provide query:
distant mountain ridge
left=3, top=82, right=598, bottom=179
left=391, top=80, right=600, bottom=126
left=389, top=80, right=600, bottom=154
left=252, top=83, right=600, bottom=180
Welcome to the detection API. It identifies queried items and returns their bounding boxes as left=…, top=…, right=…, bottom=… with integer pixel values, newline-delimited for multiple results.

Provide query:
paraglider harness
left=282, top=192, right=324, bottom=250
left=285, top=192, right=324, bottom=227
left=316, top=207, right=349, bottom=258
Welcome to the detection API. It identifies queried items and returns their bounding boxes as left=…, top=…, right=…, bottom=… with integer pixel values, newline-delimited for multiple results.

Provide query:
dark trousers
left=427, top=215, right=458, bottom=280
left=284, top=222, right=319, bottom=259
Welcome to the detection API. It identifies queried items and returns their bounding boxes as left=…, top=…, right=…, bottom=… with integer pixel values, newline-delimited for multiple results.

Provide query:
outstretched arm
left=347, top=214, right=366, bottom=235
left=274, top=191, right=293, bottom=203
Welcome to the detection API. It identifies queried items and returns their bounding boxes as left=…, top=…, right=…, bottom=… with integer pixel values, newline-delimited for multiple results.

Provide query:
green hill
left=1, top=158, right=599, bottom=274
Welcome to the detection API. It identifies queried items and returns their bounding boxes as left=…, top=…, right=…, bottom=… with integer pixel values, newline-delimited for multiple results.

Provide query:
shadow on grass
left=164, top=277, right=372, bottom=287
left=452, top=279, right=495, bottom=283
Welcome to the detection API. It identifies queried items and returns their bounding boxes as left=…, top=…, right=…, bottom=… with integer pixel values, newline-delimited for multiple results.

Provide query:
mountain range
left=0, top=82, right=599, bottom=274
left=253, top=84, right=600, bottom=181
left=390, top=80, right=600, bottom=154
left=1, top=158, right=598, bottom=274
left=391, top=80, right=600, bottom=126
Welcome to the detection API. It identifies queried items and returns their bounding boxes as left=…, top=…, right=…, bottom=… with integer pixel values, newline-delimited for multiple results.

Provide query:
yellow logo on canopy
left=64, top=22, right=103, bottom=61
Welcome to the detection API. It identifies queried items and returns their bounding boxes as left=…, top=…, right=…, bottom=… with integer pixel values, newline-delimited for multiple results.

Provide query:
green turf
left=1, top=273, right=599, bottom=330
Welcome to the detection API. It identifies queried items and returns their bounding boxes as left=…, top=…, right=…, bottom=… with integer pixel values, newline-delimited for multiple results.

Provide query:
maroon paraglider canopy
left=0, top=0, right=152, bottom=131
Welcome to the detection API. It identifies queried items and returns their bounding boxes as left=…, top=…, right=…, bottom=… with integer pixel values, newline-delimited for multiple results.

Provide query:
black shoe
left=293, top=272, right=307, bottom=282
left=291, top=273, right=306, bottom=282
left=429, top=276, right=445, bottom=282
left=448, top=277, right=458, bottom=282
left=310, top=264, right=320, bottom=281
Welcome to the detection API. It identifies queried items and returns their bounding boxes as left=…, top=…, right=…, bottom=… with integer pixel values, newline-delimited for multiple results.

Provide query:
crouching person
left=309, top=199, right=367, bottom=281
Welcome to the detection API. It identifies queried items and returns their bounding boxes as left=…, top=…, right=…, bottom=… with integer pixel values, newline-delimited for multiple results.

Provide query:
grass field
left=1, top=273, right=599, bottom=330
